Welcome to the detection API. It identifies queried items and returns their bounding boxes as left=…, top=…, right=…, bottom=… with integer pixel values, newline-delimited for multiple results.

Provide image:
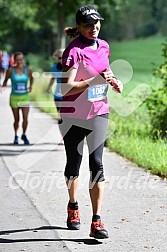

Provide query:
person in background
left=1, top=51, right=33, bottom=144
left=47, top=48, right=64, bottom=145
left=60, top=6, right=123, bottom=239
left=2, top=50, right=10, bottom=75
left=0, top=50, right=3, bottom=84
left=9, top=54, right=15, bottom=68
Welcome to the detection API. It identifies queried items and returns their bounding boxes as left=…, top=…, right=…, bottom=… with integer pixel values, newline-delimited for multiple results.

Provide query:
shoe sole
left=89, top=233, right=109, bottom=239
left=58, top=143, right=64, bottom=145
left=21, top=140, right=30, bottom=145
left=67, top=225, right=80, bottom=230
left=21, top=137, right=29, bottom=145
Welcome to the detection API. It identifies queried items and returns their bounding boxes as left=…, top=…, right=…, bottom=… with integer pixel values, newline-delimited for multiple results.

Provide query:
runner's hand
left=110, top=78, right=123, bottom=93
left=90, top=70, right=114, bottom=86
left=46, top=87, right=51, bottom=93
left=29, top=85, right=33, bottom=93
left=100, top=70, right=114, bottom=83
left=0, top=86, right=6, bottom=93
left=100, top=70, right=123, bottom=93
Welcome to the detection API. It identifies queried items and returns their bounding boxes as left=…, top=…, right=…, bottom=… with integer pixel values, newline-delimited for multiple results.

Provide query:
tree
left=0, top=0, right=39, bottom=46
left=32, top=0, right=115, bottom=50
left=0, top=0, right=166, bottom=54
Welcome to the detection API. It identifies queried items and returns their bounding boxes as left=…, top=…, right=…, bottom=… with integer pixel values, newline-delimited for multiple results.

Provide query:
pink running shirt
left=60, top=36, right=110, bottom=119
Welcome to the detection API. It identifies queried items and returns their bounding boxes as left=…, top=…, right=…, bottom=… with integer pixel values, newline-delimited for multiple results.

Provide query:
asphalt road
left=0, top=88, right=167, bottom=252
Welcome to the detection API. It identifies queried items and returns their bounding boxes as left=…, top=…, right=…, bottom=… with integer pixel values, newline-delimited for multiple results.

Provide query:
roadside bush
left=146, top=40, right=167, bottom=138
left=26, top=53, right=53, bottom=72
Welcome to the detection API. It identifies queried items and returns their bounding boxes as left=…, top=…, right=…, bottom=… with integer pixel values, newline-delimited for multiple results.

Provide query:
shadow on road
left=0, top=225, right=102, bottom=245
left=0, top=143, right=63, bottom=146
left=0, top=143, right=64, bottom=157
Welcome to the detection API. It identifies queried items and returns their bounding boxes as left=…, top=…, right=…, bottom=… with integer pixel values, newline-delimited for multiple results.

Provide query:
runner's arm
left=28, top=68, right=34, bottom=92
left=47, top=76, right=55, bottom=93
left=61, top=66, right=113, bottom=96
left=2, top=68, right=12, bottom=87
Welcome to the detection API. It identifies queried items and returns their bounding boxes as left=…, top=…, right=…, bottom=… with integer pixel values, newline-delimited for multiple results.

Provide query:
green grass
left=107, top=36, right=167, bottom=178
left=107, top=108, right=167, bottom=178
left=110, top=36, right=164, bottom=93
left=110, top=36, right=164, bottom=73
left=30, top=35, right=167, bottom=178
left=107, top=134, right=167, bottom=178
left=30, top=77, right=59, bottom=118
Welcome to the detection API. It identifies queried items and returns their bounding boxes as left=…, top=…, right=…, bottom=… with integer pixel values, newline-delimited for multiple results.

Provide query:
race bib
left=88, top=84, right=108, bottom=102
left=14, top=83, right=27, bottom=94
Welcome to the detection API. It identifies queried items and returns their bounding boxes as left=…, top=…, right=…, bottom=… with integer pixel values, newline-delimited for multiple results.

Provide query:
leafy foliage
left=146, top=40, right=167, bottom=138
left=0, top=0, right=39, bottom=37
left=0, top=0, right=167, bottom=53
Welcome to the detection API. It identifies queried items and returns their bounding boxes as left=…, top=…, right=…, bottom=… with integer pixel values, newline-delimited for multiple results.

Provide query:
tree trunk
left=57, top=0, right=66, bottom=49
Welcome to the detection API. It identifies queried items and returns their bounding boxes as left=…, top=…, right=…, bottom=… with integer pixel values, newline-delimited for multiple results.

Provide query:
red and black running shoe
left=89, top=220, right=109, bottom=239
left=67, top=204, right=80, bottom=230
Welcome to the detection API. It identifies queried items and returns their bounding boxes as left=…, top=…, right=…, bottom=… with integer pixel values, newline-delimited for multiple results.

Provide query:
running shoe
left=89, top=220, right=109, bottom=239
left=13, top=135, right=19, bottom=145
left=67, top=204, right=80, bottom=230
left=21, top=134, right=30, bottom=145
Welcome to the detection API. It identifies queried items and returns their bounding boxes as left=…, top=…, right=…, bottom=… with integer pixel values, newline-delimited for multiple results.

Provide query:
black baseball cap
left=76, top=6, right=104, bottom=24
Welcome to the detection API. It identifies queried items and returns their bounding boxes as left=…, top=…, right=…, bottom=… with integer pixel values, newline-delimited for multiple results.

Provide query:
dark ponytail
left=64, top=27, right=79, bottom=38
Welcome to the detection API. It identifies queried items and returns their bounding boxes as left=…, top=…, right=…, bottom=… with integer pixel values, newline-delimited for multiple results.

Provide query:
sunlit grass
left=30, top=77, right=59, bottom=118
left=107, top=133, right=167, bottom=178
